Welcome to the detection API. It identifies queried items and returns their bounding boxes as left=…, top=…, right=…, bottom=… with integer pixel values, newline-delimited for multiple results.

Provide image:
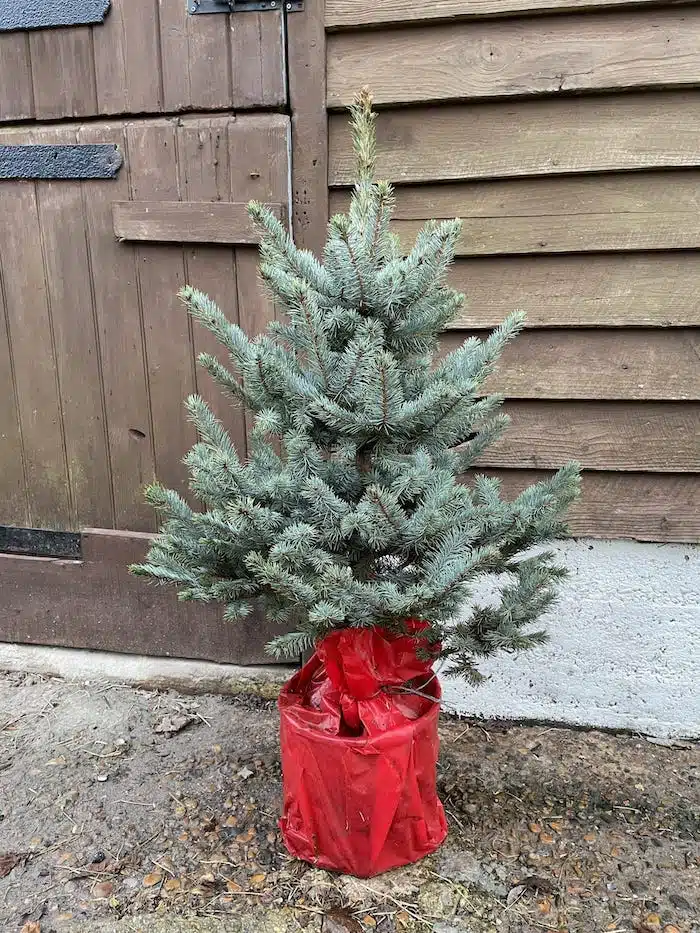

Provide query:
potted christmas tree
left=132, top=90, right=581, bottom=877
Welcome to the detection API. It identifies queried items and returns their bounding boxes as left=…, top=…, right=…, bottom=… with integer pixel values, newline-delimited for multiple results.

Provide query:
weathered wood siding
left=0, top=0, right=285, bottom=122
left=0, top=113, right=289, bottom=534
left=326, top=0, right=700, bottom=542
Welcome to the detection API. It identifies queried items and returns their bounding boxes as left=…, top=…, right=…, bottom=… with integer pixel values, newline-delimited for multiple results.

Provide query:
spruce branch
left=133, top=87, right=581, bottom=679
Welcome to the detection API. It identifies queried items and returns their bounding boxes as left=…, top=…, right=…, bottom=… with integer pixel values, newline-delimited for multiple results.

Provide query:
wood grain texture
left=78, top=121, right=156, bottom=532
left=0, top=0, right=284, bottom=123
left=470, top=470, right=700, bottom=542
left=326, top=0, right=695, bottom=28
left=228, top=115, right=290, bottom=339
left=113, top=201, right=279, bottom=244
left=29, top=26, right=97, bottom=119
left=94, top=0, right=161, bottom=115
left=159, top=0, right=232, bottom=113
left=228, top=115, right=290, bottom=439
left=0, top=256, right=28, bottom=526
left=230, top=11, right=286, bottom=108
left=287, top=0, right=329, bottom=258
left=34, top=129, right=113, bottom=529
left=329, top=93, right=700, bottom=184
left=0, top=530, right=285, bottom=665
left=476, top=401, right=700, bottom=472
left=178, top=119, right=248, bottom=463
left=333, top=171, right=700, bottom=255
left=0, top=180, right=70, bottom=528
left=327, top=9, right=700, bottom=107
left=0, top=34, right=33, bottom=122
left=333, top=171, right=700, bottom=219
left=445, top=253, right=700, bottom=328
left=126, top=121, right=197, bottom=501
left=441, top=329, right=700, bottom=400
left=394, top=213, right=700, bottom=256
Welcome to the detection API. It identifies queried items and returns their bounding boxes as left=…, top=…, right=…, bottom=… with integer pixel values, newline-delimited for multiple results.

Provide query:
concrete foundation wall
left=442, top=539, right=700, bottom=738
left=1, top=539, right=697, bottom=739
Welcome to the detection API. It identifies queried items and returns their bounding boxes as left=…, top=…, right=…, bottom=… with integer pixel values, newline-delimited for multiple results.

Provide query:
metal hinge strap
left=189, top=0, right=303, bottom=13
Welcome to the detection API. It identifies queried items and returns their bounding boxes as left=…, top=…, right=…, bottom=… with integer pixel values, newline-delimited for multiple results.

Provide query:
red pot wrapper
left=278, top=623, right=448, bottom=876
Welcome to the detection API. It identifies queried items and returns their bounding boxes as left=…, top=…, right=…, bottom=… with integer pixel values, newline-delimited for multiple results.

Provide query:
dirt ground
left=0, top=671, right=697, bottom=933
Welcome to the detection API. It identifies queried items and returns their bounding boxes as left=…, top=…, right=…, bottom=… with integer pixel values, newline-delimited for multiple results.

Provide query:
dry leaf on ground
left=92, top=881, right=113, bottom=899
left=154, top=714, right=195, bottom=735
left=0, top=853, right=23, bottom=878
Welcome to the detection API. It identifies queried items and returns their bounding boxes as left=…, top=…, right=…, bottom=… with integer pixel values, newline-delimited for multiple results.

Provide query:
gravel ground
left=0, top=671, right=697, bottom=933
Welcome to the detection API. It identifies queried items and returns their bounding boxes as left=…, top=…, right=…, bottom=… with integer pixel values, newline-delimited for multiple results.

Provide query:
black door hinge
left=189, top=0, right=303, bottom=13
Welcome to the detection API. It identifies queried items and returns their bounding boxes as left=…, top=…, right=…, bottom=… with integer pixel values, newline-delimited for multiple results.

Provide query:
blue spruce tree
left=131, top=89, right=581, bottom=683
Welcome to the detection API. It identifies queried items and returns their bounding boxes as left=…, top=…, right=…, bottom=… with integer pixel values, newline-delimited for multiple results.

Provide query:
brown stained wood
left=446, top=253, right=700, bottom=328
left=395, top=214, right=700, bottom=256
left=475, top=401, right=700, bottom=472
left=126, top=121, right=197, bottom=501
left=113, top=201, right=279, bottom=244
left=228, top=116, right=290, bottom=337
left=0, top=262, right=28, bottom=526
left=77, top=121, right=156, bottom=532
left=287, top=0, right=329, bottom=259
left=34, top=129, right=113, bottom=529
left=326, top=0, right=696, bottom=28
left=29, top=26, right=97, bottom=120
left=441, top=329, right=700, bottom=400
left=0, top=530, right=286, bottom=664
left=230, top=11, right=286, bottom=109
left=0, top=34, right=33, bottom=122
left=333, top=171, right=700, bottom=255
left=0, top=178, right=70, bottom=528
left=177, top=119, right=248, bottom=462
left=468, top=470, right=700, bottom=542
left=329, top=93, right=700, bottom=185
left=228, top=116, right=290, bottom=438
left=94, top=0, right=162, bottom=115
left=159, top=0, right=232, bottom=113
left=327, top=9, right=700, bottom=108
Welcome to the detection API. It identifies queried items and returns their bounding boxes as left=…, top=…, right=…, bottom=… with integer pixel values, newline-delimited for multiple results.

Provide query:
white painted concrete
left=442, top=539, right=700, bottom=738
left=1, top=539, right=698, bottom=738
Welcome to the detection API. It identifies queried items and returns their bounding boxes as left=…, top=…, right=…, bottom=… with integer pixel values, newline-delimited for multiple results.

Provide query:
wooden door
left=0, top=1, right=300, bottom=663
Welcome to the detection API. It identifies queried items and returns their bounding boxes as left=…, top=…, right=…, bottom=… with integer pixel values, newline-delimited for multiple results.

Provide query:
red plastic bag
left=278, top=624, right=447, bottom=876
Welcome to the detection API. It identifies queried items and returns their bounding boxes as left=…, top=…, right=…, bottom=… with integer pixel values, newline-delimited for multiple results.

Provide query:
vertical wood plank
left=0, top=34, right=34, bottom=122
left=230, top=11, right=286, bottom=109
left=159, top=0, right=233, bottom=113
left=32, top=125, right=114, bottom=530
left=287, top=0, right=328, bottom=257
left=78, top=121, right=156, bottom=532
left=228, top=115, right=290, bottom=443
left=177, top=118, right=248, bottom=460
left=228, top=115, right=290, bottom=338
left=94, top=0, right=162, bottom=115
left=126, top=120, right=197, bottom=499
left=0, top=174, right=70, bottom=528
left=0, top=258, right=29, bottom=526
left=29, top=27, right=97, bottom=120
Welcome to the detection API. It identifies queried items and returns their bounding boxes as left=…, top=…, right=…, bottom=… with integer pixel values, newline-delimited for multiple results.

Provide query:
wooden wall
left=0, top=0, right=285, bottom=123
left=325, top=0, right=700, bottom=543
left=0, top=113, right=289, bottom=535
